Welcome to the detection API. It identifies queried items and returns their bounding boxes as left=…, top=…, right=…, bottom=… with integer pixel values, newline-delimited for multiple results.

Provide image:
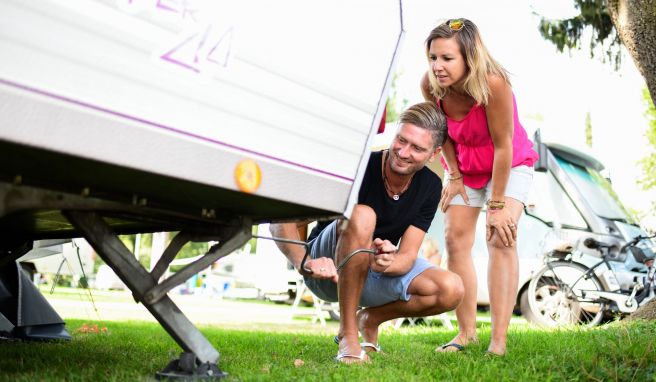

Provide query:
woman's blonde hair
left=425, top=18, right=509, bottom=105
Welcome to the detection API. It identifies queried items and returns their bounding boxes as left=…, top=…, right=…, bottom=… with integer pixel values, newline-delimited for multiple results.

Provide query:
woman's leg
left=486, top=198, right=525, bottom=355
left=437, top=205, right=481, bottom=351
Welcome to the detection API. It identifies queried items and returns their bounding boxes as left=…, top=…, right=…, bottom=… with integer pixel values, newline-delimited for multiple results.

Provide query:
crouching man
left=270, top=102, right=464, bottom=363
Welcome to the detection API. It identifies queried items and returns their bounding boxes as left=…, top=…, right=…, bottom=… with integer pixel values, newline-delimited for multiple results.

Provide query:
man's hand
left=370, top=238, right=397, bottom=273
left=303, top=257, right=338, bottom=283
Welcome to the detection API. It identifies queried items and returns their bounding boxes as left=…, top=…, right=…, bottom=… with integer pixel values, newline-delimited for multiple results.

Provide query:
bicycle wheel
left=527, top=261, right=607, bottom=327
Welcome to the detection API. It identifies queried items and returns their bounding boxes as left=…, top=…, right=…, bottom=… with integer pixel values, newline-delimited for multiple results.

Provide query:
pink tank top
left=439, top=94, right=539, bottom=189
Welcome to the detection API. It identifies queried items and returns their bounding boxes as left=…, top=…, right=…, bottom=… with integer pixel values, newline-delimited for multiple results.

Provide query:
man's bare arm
left=269, top=222, right=308, bottom=274
left=371, top=225, right=426, bottom=276
left=269, top=222, right=338, bottom=282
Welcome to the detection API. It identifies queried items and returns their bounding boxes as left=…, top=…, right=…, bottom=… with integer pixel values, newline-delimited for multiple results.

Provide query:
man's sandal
left=360, top=342, right=382, bottom=353
left=335, top=336, right=381, bottom=353
left=335, top=349, right=368, bottom=363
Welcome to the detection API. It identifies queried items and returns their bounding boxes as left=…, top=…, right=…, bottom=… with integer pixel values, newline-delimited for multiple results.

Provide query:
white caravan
left=0, top=0, right=404, bottom=378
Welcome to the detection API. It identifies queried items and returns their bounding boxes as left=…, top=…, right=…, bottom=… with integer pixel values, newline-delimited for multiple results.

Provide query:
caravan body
left=0, top=0, right=404, bottom=377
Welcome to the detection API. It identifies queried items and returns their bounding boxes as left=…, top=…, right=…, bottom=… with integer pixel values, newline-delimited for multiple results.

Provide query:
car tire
left=519, top=286, right=541, bottom=324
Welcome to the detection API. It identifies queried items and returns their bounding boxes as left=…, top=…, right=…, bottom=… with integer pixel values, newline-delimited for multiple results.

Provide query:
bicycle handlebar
left=619, top=234, right=656, bottom=253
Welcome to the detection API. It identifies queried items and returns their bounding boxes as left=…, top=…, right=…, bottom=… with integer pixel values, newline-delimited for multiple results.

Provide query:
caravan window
left=557, top=158, right=637, bottom=224
left=525, top=171, right=588, bottom=229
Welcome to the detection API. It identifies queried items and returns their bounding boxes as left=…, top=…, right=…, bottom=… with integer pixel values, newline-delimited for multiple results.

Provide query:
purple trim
left=160, top=32, right=202, bottom=73
left=0, top=78, right=353, bottom=181
left=155, top=0, right=177, bottom=12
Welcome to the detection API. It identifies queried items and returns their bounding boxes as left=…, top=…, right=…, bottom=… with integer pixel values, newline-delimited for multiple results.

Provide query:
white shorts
left=446, top=165, right=534, bottom=207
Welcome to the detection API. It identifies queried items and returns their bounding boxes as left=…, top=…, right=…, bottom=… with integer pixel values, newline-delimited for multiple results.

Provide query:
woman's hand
left=370, top=238, right=397, bottom=273
left=486, top=207, right=517, bottom=247
left=438, top=176, right=469, bottom=212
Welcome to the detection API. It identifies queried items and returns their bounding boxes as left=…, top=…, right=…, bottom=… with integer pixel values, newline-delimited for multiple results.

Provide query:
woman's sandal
left=436, top=342, right=465, bottom=352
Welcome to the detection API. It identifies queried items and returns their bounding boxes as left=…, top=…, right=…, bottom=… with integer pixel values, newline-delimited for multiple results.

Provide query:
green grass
left=37, top=286, right=135, bottom=303
left=1, top=319, right=655, bottom=381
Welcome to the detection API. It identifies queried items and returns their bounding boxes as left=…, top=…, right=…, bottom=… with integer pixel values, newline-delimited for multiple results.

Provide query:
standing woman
left=420, top=19, right=538, bottom=356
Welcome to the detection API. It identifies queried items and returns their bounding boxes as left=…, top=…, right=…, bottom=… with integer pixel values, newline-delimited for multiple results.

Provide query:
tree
left=585, top=111, right=593, bottom=148
left=537, top=0, right=656, bottom=104
left=538, top=0, right=656, bottom=320
left=385, top=72, right=408, bottom=123
left=638, top=87, right=656, bottom=216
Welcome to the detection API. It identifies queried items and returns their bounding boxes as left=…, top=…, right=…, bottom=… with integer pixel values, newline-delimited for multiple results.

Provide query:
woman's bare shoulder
left=486, top=74, right=512, bottom=102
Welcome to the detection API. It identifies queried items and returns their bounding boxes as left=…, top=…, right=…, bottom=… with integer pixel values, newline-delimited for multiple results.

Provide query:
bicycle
left=526, top=234, right=656, bottom=327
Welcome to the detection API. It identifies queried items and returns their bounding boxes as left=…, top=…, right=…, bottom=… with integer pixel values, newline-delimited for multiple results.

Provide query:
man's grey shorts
left=446, top=165, right=534, bottom=207
left=304, top=221, right=435, bottom=308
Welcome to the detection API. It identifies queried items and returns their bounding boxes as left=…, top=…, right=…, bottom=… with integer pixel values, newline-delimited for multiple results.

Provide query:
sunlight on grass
left=1, top=318, right=654, bottom=381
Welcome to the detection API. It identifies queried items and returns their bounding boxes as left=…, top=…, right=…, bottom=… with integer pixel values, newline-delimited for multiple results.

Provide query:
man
left=270, top=102, right=464, bottom=363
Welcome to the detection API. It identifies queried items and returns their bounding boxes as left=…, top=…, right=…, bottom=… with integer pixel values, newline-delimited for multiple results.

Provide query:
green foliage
left=537, top=0, right=622, bottom=69
left=116, top=233, right=152, bottom=269
left=585, top=111, right=593, bottom=148
left=177, top=240, right=210, bottom=260
left=385, top=72, right=409, bottom=123
left=638, top=87, right=656, bottom=214
left=115, top=233, right=212, bottom=272
left=247, top=225, right=258, bottom=254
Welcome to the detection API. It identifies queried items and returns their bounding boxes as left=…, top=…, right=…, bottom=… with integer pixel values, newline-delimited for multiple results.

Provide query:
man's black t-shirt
left=308, top=150, right=442, bottom=244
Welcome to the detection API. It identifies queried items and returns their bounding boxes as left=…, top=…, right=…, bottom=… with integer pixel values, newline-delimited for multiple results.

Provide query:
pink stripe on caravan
left=0, top=78, right=353, bottom=182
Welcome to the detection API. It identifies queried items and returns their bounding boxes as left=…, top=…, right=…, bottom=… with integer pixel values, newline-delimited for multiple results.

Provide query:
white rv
left=0, top=0, right=404, bottom=378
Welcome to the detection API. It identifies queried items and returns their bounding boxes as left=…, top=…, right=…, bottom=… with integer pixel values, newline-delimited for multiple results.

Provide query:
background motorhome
left=17, top=239, right=95, bottom=284
left=425, top=135, right=655, bottom=320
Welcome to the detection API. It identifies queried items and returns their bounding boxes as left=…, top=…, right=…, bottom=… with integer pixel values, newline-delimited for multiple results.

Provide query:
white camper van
left=426, top=133, right=655, bottom=321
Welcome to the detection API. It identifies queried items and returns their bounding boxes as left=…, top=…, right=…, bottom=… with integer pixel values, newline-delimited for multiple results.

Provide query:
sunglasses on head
left=446, top=19, right=464, bottom=31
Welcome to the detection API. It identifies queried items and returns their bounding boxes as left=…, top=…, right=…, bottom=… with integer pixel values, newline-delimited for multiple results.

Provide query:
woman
left=420, top=18, right=538, bottom=355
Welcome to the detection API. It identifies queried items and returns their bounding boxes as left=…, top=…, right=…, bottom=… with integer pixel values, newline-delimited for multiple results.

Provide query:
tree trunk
left=627, top=299, right=656, bottom=321
left=607, top=0, right=656, bottom=103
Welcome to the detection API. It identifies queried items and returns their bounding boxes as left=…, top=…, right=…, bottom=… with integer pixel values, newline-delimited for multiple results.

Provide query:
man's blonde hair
left=425, top=18, right=509, bottom=105
left=398, top=102, right=447, bottom=149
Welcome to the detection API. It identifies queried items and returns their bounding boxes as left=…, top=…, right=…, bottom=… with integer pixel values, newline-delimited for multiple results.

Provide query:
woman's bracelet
left=486, top=199, right=505, bottom=210
left=449, top=174, right=463, bottom=181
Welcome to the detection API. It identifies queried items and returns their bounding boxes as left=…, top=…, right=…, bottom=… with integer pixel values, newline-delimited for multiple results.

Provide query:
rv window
left=556, top=158, right=636, bottom=224
left=525, top=171, right=587, bottom=229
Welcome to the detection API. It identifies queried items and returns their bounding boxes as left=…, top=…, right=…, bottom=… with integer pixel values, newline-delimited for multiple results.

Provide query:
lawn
left=1, top=318, right=654, bottom=381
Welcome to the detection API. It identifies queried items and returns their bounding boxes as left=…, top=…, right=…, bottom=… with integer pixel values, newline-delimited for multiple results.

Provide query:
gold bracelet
left=449, top=175, right=463, bottom=181
left=486, top=200, right=506, bottom=210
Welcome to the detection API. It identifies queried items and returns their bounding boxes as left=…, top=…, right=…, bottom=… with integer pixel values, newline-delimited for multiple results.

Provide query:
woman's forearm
left=441, top=137, right=460, bottom=176
left=490, top=143, right=512, bottom=201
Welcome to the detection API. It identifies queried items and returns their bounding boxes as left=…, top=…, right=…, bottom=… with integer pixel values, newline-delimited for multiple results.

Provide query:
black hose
left=253, top=234, right=375, bottom=274
left=336, top=248, right=377, bottom=273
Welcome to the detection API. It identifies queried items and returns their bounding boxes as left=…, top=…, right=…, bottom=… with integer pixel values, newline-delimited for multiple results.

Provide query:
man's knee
left=409, top=269, right=464, bottom=311
left=426, top=270, right=464, bottom=310
left=439, top=271, right=465, bottom=309
left=339, top=205, right=376, bottom=240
